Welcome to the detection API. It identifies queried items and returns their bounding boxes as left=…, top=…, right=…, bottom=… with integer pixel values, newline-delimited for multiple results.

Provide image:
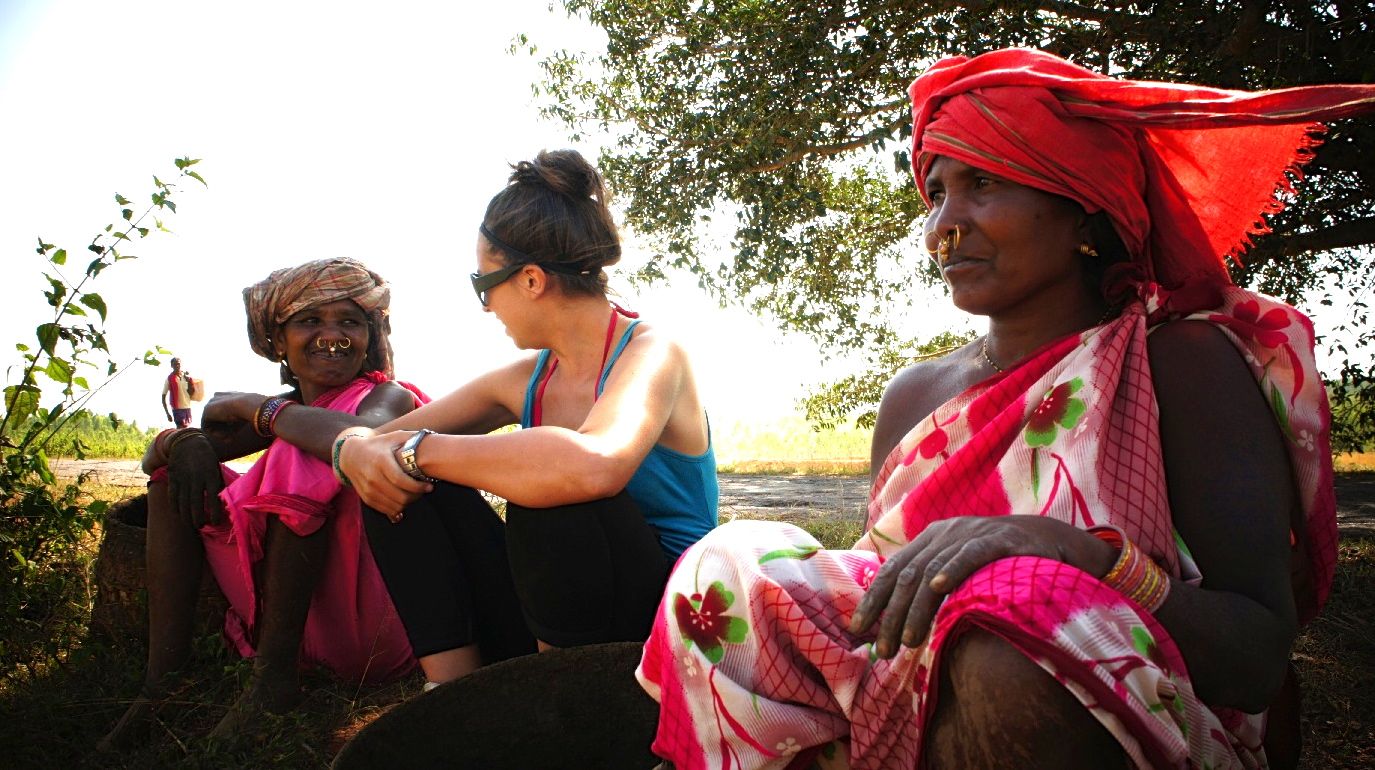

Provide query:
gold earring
left=1078, top=243, right=1099, bottom=258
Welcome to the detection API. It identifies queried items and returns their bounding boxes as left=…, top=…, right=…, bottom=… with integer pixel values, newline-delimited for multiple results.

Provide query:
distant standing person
left=162, top=357, right=196, bottom=427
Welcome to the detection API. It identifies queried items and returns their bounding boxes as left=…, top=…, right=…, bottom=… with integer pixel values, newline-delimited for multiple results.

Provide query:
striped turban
left=242, top=257, right=393, bottom=381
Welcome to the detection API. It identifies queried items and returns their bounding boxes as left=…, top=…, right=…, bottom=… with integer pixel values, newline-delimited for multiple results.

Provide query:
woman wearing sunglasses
left=335, top=149, right=718, bottom=689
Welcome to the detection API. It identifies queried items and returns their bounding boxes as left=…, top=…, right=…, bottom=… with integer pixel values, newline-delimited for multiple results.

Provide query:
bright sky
left=0, top=0, right=971, bottom=434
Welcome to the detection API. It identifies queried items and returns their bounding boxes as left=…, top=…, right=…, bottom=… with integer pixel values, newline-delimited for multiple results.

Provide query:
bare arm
left=208, top=382, right=420, bottom=462
left=1145, top=321, right=1298, bottom=711
left=380, top=358, right=529, bottom=436
left=343, top=330, right=695, bottom=513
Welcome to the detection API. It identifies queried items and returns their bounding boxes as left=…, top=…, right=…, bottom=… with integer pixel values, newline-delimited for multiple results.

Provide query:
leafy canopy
left=533, top=1, right=1375, bottom=442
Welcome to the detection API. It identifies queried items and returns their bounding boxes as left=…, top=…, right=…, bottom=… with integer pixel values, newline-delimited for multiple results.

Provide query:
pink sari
left=196, top=373, right=426, bottom=683
left=636, top=286, right=1335, bottom=769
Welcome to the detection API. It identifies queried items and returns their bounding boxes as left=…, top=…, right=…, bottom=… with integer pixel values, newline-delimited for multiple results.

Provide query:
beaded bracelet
left=253, top=396, right=295, bottom=437
left=1089, top=525, right=1171, bottom=613
left=268, top=401, right=294, bottom=435
left=331, top=430, right=371, bottom=487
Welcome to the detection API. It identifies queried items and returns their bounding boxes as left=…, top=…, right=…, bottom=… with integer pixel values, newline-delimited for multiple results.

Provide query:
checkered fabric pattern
left=636, top=287, right=1334, bottom=770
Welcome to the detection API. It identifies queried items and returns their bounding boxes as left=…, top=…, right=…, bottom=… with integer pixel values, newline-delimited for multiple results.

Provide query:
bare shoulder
left=615, top=321, right=690, bottom=369
left=870, top=342, right=983, bottom=478
left=358, top=380, right=419, bottom=417
left=1147, top=319, right=1253, bottom=394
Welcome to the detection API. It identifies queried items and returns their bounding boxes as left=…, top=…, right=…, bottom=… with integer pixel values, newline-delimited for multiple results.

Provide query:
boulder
left=334, top=641, right=659, bottom=769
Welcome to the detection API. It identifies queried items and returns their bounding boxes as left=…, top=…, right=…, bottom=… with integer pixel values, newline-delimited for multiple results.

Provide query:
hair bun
left=509, top=149, right=607, bottom=204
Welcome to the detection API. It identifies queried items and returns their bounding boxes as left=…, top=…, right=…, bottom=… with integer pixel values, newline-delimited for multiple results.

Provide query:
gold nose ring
left=314, top=337, right=353, bottom=353
left=925, top=227, right=961, bottom=265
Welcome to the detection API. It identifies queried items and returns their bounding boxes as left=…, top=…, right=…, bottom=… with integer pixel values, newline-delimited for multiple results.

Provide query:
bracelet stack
left=254, top=396, right=296, bottom=438
left=165, top=427, right=208, bottom=455
left=1089, top=526, right=1171, bottom=613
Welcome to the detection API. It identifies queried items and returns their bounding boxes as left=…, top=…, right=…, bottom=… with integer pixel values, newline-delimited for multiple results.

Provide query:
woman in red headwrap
left=634, top=49, right=1373, bottom=769
left=100, top=258, right=428, bottom=750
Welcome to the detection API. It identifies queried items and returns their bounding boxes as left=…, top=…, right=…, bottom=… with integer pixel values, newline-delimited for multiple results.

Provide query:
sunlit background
left=0, top=0, right=971, bottom=440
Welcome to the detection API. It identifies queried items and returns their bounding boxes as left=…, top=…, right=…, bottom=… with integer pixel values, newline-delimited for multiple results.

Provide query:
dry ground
left=5, top=461, right=1371, bottom=768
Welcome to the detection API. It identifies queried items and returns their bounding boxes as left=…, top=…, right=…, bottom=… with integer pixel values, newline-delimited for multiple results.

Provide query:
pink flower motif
left=1210, top=299, right=1289, bottom=348
left=917, top=428, right=948, bottom=459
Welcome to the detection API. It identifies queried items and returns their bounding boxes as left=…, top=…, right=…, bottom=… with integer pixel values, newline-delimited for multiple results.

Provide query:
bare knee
left=926, top=627, right=1124, bottom=770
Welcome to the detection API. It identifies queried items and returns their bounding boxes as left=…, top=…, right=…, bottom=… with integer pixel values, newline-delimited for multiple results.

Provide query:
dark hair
left=480, top=149, right=621, bottom=297
left=1083, top=212, right=1131, bottom=302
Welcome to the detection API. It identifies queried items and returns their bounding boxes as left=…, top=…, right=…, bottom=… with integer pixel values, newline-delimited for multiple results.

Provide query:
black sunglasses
left=470, top=262, right=528, bottom=306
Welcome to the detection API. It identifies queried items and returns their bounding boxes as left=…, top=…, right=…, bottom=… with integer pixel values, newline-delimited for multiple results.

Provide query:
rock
left=333, top=642, right=659, bottom=770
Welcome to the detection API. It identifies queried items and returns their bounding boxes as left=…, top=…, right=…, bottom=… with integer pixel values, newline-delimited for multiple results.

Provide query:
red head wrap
left=909, top=48, right=1375, bottom=293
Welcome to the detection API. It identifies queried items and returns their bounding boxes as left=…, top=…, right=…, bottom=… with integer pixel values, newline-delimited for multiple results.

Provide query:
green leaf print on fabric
left=1268, top=381, right=1296, bottom=441
left=673, top=580, right=750, bottom=664
left=758, top=544, right=821, bottom=564
left=1024, top=377, right=1087, bottom=447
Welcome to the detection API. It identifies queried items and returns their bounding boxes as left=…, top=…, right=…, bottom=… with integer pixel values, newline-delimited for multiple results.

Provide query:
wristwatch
left=397, top=429, right=439, bottom=483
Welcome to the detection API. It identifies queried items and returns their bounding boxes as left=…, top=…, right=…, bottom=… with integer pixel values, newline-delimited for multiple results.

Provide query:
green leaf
left=708, top=581, right=735, bottom=610
left=73, top=376, right=89, bottom=389
left=15, top=343, right=29, bottom=352
left=186, top=169, right=207, bottom=186
left=36, top=323, right=59, bottom=355
left=724, top=615, right=749, bottom=644
left=44, top=357, right=73, bottom=383
left=702, top=644, right=724, bottom=665
left=51, top=248, right=67, bottom=265
left=80, top=293, right=107, bottom=321
left=758, top=544, right=821, bottom=564
left=63, top=304, right=86, bottom=317
left=3, top=385, right=41, bottom=423
left=115, top=193, right=130, bottom=205
left=1130, top=626, right=1154, bottom=657
left=121, top=208, right=133, bottom=220
left=36, top=238, right=54, bottom=254
left=1269, top=383, right=1295, bottom=441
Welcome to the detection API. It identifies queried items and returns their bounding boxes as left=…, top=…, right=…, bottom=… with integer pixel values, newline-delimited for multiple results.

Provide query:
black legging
left=363, top=483, right=672, bottom=656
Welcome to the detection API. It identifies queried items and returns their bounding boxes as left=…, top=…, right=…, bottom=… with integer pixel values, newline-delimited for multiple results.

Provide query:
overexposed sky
left=0, top=0, right=969, bottom=434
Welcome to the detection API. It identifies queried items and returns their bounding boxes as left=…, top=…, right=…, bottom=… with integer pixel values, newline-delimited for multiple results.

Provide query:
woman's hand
left=166, top=432, right=227, bottom=528
left=848, top=516, right=1117, bottom=658
left=337, top=429, right=431, bottom=521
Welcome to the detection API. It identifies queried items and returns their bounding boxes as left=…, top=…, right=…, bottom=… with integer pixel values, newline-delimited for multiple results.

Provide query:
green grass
left=716, top=416, right=870, bottom=476
left=1333, top=452, right=1375, bottom=472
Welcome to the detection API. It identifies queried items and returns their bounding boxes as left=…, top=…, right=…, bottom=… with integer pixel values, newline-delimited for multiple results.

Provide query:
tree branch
left=746, top=113, right=909, bottom=173
left=1261, top=217, right=1375, bottom=257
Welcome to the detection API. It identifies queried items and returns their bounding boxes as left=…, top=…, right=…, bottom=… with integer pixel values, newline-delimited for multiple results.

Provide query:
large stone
left=334, top=641, right=659, bottom=769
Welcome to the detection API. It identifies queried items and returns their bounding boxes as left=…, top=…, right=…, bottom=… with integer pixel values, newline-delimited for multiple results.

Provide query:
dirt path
left=51, top=459, right=1375, bottom=535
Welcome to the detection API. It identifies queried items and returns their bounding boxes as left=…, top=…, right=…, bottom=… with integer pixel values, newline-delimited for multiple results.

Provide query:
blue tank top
left=520, top=320, right=718, bottom=557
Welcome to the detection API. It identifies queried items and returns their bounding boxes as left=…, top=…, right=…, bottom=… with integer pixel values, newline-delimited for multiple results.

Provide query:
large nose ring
left=314, top=337, right=353, bottom=354
left=925, top=226, right=961, bottom=265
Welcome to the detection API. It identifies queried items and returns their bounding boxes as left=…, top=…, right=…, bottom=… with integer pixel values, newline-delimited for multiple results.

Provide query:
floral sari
left=636, top=286, right=1335, bottom=769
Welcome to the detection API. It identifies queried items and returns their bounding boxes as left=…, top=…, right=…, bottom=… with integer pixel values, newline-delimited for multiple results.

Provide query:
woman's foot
left=205, top=678, right=302, bottom=743
left=97, top=694, right=156, bottom=752
left=97, top=682, right=182, bottom=753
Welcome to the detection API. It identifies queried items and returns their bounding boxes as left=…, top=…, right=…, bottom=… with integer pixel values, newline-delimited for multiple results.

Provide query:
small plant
left=0, top=158, right=205, bottom=678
